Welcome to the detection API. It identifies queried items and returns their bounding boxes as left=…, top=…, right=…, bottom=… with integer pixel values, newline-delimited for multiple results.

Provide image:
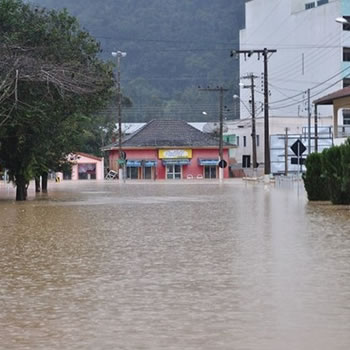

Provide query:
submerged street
left=0, top=180, right=349, bottom=350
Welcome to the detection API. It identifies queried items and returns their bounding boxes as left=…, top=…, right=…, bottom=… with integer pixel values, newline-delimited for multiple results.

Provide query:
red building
left=104, top=120, right=232, bottom=180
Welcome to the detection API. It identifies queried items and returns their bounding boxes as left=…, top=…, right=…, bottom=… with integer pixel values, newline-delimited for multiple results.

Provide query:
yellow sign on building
left=158, top=149, right=192, bottom=159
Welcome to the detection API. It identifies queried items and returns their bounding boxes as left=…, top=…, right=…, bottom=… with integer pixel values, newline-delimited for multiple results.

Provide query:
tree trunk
left=35, top=177, right=41, bottom=193
left=16, top=176, right=28, bottom=201
left=42, top=172, right=48, bottom=193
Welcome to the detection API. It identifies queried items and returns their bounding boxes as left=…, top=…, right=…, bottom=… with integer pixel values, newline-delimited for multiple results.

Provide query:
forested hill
left=29, top=0, right=245, bottom=122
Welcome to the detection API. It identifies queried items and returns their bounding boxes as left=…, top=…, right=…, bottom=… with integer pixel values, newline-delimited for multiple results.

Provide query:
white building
left=238, top=0, right=350, bottom=121
left=226, top=115, right=333, bottom=174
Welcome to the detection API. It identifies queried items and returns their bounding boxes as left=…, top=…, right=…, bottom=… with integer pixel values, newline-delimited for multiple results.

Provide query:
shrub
left=303, top=152, right=329, bottom=201
left=323, top=142, right=350, bottom=205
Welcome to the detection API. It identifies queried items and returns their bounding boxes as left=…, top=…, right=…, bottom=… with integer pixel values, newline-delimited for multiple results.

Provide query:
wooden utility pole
left=285, top=128, right=289, bottom=176
left=231, top=48, right=277, bottom=175
left=241, top=74, right=258, bottom=169
left=199, top=86, right=229, bottom=181
left=314, top=104, right=318, bottom=153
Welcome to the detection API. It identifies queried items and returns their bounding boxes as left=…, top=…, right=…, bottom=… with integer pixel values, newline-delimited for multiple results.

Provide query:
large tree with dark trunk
left=0, top=0, right=114, bottom=200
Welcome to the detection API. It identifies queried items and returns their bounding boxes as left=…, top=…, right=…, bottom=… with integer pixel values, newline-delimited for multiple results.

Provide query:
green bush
left=322, top=140, right=350, bottom=205
left=303, top=152, right=329, bottom=201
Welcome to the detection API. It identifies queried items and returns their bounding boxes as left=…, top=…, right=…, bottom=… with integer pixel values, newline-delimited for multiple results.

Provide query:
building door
left=204, top=165, right=217, bottom=179
left=166, top=164, right=181, bottom=179
left=127, top=167, right=139, bottom=179
left=242, top=155, right=251, bottom=168
left=143, top=167, right=152, bottom=179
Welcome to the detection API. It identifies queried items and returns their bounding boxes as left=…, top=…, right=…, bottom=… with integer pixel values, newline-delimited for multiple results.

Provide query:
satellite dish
left=203, top=122, right=229, bottom=134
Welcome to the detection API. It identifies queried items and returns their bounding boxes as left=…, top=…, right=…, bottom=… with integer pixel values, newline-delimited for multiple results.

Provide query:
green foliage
left=28, top=0, right=245, bottom=121
left=322, top=139, right=350, bottom=205
left=0, top=0, right=114, bottom=199
left=303, top=152, right=329, bottom=201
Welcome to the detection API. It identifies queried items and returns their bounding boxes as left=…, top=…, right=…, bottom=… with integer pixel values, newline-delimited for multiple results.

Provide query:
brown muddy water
left=0, top=179, right=349, bottom=350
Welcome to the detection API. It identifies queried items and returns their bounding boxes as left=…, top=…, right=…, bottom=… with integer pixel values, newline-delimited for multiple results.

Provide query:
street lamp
left=336, top=17, right=348, bottom=24
left=112, top=51, right=127, bottom=181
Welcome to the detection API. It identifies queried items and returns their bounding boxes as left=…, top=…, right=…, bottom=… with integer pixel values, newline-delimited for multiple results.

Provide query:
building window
left=166, top=164, right=181, bottom=179
left=343, top=47, right=350, bottom=62
left=343, top=78, right=350, bottom=88
left=236, top=136, right=239, bottom=146
left=204, top=166, right=217, bottom=179
left=242, top=155, right=251, bottom=168
left=317, top=0, right=328, bottom=6
left=243, top=136, right=247, bottom=147
left=256, top=135, right=260, bottom=147
left=343, top=109, right=350, bottom=125
left=343, top=16, right=350, bottom=31
left=127, top=167, right=139, bottom=179
left=305, top=2, right=315, bottom=10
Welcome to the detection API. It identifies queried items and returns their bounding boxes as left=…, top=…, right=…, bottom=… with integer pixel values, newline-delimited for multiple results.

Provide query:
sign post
left=290, top=139, right=306, bottom=194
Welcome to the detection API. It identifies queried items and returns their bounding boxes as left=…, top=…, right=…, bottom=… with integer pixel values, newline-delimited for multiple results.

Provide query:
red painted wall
left=108, top=148, right=230, bottom=179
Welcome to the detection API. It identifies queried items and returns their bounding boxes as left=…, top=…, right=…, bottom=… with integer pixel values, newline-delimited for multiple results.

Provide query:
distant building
left=58, top=152, right=104, bottom=181
left=103, top=120, right=233, bottom=180
left=239, top=0, right=350, bottom=121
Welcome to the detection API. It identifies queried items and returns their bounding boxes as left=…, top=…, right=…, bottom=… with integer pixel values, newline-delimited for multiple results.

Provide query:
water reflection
left=0, top=180, right=349, bottom=349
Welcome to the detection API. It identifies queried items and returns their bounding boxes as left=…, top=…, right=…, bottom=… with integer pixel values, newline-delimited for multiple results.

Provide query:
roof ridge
left=121, top=119, right=155, bottom=145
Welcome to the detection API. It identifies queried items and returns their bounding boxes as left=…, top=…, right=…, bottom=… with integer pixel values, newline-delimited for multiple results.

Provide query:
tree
left=28, top=0, right=245, bottom=122
left=0, top=0, right=114, bottom=200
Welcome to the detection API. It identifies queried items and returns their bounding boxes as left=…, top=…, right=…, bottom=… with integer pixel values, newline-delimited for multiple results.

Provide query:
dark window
left=317, top=0, right=328, bottom=6
left=343, top=109, right=350, bottom=125
left=143, top=167, right=152, bottom=179
left=243, top=136, right=247, bottom=147
left=343, top=78, right=350, bottom=88
left=305, top=2, right=315, bottom=10
left=256, top=135, right=260, bottom=147
left=343, top=16, right=350, bottom=31
left=343, top=47, right=350, bottom=62
left=127, top=167, right=139, bottom=179
left=204, top=166, right=217, bottom=179
left=236, top=136, right=240, bottom=146
left=242, top=155, right=251, bottom=168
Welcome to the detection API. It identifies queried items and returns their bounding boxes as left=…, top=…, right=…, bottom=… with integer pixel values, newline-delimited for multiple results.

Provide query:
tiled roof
left=314, top=86, right=350, bottom=105
left=105, top=120, right=223, bottom=149
left=75, top=152, right=103, bottom=161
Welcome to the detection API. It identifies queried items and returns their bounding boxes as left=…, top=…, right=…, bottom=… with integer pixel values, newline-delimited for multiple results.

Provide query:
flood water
left=0, top=179, right=349, bottom=350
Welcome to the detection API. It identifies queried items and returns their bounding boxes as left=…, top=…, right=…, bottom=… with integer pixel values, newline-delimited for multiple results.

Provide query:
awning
left=198, top=159, right=219, bottom=166
left=126, top=160, right=142, bottom=167
left=162, top=158, right=191, bottom=165
left=126, top=160, right=157, bottom=167
left=143, top=160, right=157, bottom=167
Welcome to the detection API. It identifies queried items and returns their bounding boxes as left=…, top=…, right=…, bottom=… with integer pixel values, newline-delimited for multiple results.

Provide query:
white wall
left=226, top=116, right=333, bottom=165
left=239, top=0, right=348, bottom=119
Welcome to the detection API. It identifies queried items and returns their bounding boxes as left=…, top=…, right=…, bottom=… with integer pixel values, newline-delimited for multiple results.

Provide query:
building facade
left=104, top=120, right=232, bottom=180
left=238, top=0, right=350, bottom=121
left=58, top=152, right=105, bottom=181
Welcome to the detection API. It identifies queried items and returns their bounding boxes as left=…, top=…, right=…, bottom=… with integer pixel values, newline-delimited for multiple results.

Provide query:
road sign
left=119, top=151, right=126, bottom=160
left=218, top=159, right=227, bottom=168
left=117, top=159, right=126, bottom=165
left=291, top=157, right=305, bottom=165
left=290, top=140, right=306, bottom=157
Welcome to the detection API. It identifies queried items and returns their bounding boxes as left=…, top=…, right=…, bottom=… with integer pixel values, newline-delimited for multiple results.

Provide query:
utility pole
left=307, top=88, right=311, bottom=155
left=314, top=104, right=318, bottom=153
left=199, top=86, right=229, bottom=181
left=284, top=128, right=289, bottom=176
left=241, top=74, right=258, bottom=170
left=231, top=48, right=277, bottom=176
left=112, top=51, right=127, bottom=181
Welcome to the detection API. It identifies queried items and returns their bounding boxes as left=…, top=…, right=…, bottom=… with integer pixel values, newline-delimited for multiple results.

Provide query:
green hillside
left=29, top=0, right=245, bottom=122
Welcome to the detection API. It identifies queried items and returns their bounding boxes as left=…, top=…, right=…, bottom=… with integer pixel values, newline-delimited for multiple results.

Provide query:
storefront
left=125, top=160, right=157, bottom=179
left=103, top=120, right=232, bottom=180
